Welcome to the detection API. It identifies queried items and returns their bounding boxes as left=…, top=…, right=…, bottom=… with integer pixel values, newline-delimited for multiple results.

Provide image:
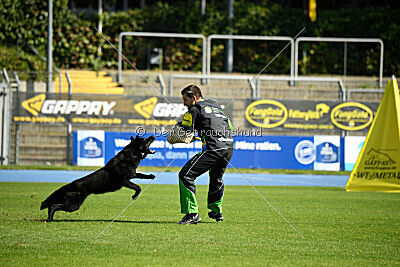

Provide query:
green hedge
left=0, top=0, right=100, bottom=71
left=0, top=45, right=46, bottom=72
left=0, top=1, right=398, bottom=76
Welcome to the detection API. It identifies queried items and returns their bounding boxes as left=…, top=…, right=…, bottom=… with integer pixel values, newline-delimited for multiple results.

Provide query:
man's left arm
left=181, top=106, right=200, bottom=130
left=181, top=106, right=201, bottom=142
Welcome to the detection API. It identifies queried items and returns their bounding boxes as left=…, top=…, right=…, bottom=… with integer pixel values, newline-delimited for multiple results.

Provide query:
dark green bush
left=0, top=0, right=398, bottom=76
left=0, top=0, right=100, bottom=70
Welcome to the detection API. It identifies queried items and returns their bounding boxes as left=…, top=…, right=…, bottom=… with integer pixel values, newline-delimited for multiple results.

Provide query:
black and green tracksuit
left=179, top=99, right=234, bottom=214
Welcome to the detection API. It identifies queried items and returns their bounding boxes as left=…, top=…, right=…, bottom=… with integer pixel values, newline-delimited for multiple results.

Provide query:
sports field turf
left=0, top=182, right=399, bottom=266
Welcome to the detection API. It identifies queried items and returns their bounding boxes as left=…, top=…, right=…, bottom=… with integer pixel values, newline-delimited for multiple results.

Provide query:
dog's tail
left=40, top=198, right=49, bottom=210
left=40, top=189, right=60, bottom=210
left=40, top=190, right=59, bottom=210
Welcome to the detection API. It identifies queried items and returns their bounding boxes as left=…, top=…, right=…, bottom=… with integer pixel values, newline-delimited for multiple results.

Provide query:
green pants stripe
left=178, top=149, right=233, bottom=214
left=179, top=178, right=199, bottom=214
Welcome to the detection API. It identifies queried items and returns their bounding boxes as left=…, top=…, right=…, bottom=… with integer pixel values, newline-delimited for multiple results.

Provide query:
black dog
left=40, top=135, right=156, bottom=222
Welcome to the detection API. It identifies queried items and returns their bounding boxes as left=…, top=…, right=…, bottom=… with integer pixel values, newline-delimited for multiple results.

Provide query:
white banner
left=314, top=135, right=341, bottom=171
left=77, top=130, right=105, bottom=166
left=344, top=136, right=366, bottom=171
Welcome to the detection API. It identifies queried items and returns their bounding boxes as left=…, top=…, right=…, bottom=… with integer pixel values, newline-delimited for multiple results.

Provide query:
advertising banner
left=104, top=132, right=203, bottom=167
left=344, top=136, right=365, bottom=171
left=103, top=134, right=318, bottom=170
left=73, top=130, right=105, bottom=166
left=245, top=99, right=379, bottom=132
left=12, top=93, right=233, bottom=126
left=100, top=133, right=323, bottom=170
left=231, top=135, right=315, bottom=170
left=73, top=131, right=346, bottom=171
left=314, top=135, right=340, bottom=171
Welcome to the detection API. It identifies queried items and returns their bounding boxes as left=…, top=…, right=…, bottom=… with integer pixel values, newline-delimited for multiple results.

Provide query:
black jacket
left=182, top=99, right=233, bottom=154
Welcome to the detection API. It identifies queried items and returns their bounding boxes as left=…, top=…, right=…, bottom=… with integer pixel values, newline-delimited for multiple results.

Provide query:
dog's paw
left=132, top=190, right=141, bottom=201
left=148, top=174, right=156, bottom=179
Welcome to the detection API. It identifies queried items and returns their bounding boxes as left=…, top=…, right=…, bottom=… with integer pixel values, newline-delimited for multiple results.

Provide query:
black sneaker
left=178, top=213, right=201, bottom=225
left=208, top=211, right=223, bottom=222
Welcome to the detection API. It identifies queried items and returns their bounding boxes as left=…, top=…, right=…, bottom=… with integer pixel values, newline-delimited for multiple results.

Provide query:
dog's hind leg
left=124, top=181, right=142, bottom=200
left=45, top=192, right=86, bottom=222
left=46, top=204, right=64, bottom=222
left=64, top=192, right=86, bottom=212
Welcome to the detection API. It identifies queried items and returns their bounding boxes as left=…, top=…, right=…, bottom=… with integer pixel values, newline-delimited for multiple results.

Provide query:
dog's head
left=126, top=135, right=156, bottom=160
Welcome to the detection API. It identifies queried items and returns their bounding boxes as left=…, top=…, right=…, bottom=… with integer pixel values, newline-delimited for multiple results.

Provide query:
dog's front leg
left=124, top=181, right=142, bottom=200
left=134, top=172, right=155, bottom=179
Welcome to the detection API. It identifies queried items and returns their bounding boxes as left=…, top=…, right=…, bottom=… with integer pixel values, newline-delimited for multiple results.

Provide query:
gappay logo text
left=14, top=94, right=116, bottom=124
left=129, top=96, right=187, bottom=126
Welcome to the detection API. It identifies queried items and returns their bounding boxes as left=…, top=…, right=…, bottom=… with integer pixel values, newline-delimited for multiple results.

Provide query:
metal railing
left=169, top=73, right=346, bottom=100
left=117, top=33, right=384, bottom=92
left=0, top=82, right=12, bottom=165
left=207, top=34, right=294, bottom=80
left=18, top=38, right=62, bottom=93
left=168, top=73, right=258, bottom=98
left=256, top=76, right=346, bottom=100
left=346, top=88, right=384, bottom=101
left=157, top=74, right=166, bottom=95
left=65, top=71, right=72, bottom=165
left=294, top=37, right=384, bottom=88
left=118, top=32, right=207, bottom=83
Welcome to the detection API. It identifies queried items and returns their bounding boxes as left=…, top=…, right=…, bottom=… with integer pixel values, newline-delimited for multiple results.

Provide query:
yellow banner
left=346, top=76, right=400, bottom=192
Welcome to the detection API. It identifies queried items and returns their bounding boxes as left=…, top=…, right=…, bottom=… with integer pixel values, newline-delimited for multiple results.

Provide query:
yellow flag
left=308, top=0, right=317, bottom=22
left=346, top=76, right=400, bottom=192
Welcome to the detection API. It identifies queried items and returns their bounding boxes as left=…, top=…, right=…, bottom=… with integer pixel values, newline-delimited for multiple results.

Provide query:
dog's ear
left=130, top=136, right=134, bottom=142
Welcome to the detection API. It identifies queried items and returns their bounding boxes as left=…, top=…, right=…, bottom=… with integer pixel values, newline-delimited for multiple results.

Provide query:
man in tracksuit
left=178, top=85, right=234, bottom=225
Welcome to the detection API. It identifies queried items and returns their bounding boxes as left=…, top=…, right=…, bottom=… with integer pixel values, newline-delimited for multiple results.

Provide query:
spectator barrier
left=73, top=131, right=365, bottom=171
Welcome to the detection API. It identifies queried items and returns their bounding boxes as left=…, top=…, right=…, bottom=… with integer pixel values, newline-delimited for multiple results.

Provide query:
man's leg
left=208, top=149, right=233, bottom=219
left=208, top=166, right=225, bottom=214
left=178, top=151, right=216, bottom=214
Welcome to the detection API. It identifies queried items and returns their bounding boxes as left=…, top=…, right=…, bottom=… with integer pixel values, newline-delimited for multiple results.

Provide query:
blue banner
left=104, top=133, right=317, bottom=170
left=74, top=131, right=346, bottom=170
left=104, top=132, right=202, bottom=167
left=231, top=136, right=315, bottom=170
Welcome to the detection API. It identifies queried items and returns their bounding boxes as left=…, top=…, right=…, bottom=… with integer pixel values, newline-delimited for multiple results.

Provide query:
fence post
left=0, top=84, right=4, bottom=164
left=0, top=83, right=11, bottom=165
left=14, top=72, right=20, bottom=165
left=158, top=74, right=166, bottom=96
left=65, top=72, right=72, bottom=165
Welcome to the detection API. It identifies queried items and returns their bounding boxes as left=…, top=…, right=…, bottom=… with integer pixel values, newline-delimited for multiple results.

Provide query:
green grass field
left=0, top=182, right=399, bottom=266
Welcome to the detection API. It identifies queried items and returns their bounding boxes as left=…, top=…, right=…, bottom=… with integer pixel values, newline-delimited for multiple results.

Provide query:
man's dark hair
left=181, top=85, right=203, bottom=99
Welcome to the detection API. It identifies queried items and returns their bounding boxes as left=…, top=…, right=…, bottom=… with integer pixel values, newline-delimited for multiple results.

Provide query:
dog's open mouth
left=146, top=136, right=156, bottom=154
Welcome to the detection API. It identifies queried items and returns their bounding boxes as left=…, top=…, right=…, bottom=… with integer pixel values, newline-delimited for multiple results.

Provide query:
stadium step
left=54, top=70, right=124, bottom=95
left=109, top=70, right=384, bottom=100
